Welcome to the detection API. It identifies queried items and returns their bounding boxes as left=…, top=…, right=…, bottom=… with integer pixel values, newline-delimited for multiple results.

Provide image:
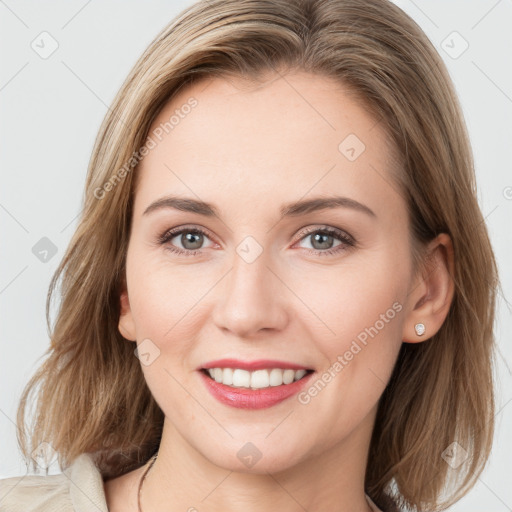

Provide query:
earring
left=414, top=323, right=426, bottom=336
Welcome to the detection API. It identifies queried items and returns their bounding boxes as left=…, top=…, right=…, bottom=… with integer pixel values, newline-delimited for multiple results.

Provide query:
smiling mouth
left=201, top=367, right=314, bottom=390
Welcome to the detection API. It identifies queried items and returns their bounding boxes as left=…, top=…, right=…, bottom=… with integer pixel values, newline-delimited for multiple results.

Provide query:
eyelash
left=157, top=225, right=355, bottom=258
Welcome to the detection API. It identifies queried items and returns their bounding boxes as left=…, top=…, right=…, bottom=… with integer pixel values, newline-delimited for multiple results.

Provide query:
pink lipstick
left=198, top=358, right=314, bottom=409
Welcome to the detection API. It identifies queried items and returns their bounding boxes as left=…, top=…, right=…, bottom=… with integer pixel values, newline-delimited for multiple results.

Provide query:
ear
left=402, top=233, right=455, bottom=343
left=118, top=275, right=137, bottom=342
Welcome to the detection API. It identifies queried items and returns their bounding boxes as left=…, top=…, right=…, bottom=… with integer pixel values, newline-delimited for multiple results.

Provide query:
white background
left=1, top=1, right=511, bottom=510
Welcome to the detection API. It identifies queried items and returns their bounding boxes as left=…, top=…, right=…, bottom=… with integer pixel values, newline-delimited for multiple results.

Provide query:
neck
left=141, top=409, right=376, bottom=512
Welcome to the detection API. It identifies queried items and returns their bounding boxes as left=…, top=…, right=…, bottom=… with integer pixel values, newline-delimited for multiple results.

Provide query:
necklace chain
left=137, top=452, right=158, bottom=512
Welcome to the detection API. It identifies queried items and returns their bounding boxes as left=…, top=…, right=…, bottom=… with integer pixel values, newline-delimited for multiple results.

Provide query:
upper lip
left=199, top=358, right=313, bottom=371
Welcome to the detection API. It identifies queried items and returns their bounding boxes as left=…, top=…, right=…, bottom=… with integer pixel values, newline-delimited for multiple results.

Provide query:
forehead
left=134, top=71, right=404, bottom=221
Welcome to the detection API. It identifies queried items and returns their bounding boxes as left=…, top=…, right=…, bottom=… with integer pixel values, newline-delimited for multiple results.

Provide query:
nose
left=211, top=249, right=289, bottom=339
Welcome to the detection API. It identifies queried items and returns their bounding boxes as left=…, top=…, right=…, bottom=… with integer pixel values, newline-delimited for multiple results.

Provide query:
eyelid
left=158, top=224, right=216, bottom=243
left=293, top=225, right=355, bottom=245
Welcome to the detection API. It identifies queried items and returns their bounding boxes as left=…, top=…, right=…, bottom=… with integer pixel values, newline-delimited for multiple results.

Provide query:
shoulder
left=0, top=472, right=71, bottom=512
left=0, top=453, right=108, bottom=512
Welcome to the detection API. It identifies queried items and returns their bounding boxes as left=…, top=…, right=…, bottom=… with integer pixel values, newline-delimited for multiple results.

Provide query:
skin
left=104, top=71, right=455, bottom=512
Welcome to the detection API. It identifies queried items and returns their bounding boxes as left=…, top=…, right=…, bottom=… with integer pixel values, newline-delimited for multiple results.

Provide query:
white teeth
left=205, top=367, right=310, bottom=389
left=269, top=368, right=283, bottom=386
left=250, top=369, right=269, bottom=389
left=232, top=369, right=251, bottom=387
left=222, top=367, right=233, bottom=385
left=282, top=369, right=295, bottom=384
left=294, top=369, right=307, bottom=381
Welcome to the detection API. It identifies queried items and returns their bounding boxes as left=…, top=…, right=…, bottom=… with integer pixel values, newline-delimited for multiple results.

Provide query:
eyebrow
left=142, top=195, right=376, bottom=219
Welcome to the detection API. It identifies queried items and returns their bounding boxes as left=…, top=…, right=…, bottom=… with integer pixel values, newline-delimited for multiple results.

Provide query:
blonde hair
left=16, top=0, right=498, bottom=510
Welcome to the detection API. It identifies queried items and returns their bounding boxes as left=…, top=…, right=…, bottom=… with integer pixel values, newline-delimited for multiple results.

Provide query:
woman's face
left=119, top=71, right=417, bottom=472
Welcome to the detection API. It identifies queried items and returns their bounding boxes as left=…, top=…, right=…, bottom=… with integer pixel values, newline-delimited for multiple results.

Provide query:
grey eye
left=173, top=231, right=205, bottom=250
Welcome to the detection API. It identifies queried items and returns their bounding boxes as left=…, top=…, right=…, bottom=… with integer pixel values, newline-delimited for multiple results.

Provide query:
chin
left=200, top=440, right=308, bottom=475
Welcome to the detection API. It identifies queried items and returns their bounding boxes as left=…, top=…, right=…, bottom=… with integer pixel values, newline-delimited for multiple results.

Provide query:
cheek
left=128, top=262, right=202, bottom=412
left=292, top=280, right=405, bottom=445
left=294, top=251, right=407, bottom=342
left=289, top=250, right=408, bottom=416
left=127, top=253, right=199, bottom=335
left=126, top=258, right=212, bottom=379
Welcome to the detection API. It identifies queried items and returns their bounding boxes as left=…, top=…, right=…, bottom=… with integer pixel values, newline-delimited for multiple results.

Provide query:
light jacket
left=0, top=453, right=107, bottom=512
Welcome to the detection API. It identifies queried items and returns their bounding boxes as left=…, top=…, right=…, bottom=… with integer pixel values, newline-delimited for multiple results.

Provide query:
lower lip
left=199, top=370, right=314, bottom=409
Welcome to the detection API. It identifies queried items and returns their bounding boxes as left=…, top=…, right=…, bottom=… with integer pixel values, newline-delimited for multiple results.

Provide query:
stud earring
left=414, top=323, right=426, bottom=336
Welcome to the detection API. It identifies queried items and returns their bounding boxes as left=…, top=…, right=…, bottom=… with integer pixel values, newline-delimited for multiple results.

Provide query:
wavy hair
left=16, top=0, right=498, bottom=510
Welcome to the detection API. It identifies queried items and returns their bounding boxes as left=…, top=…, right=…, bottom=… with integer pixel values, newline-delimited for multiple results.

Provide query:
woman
left=0, top=0, right=498, bottom=511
